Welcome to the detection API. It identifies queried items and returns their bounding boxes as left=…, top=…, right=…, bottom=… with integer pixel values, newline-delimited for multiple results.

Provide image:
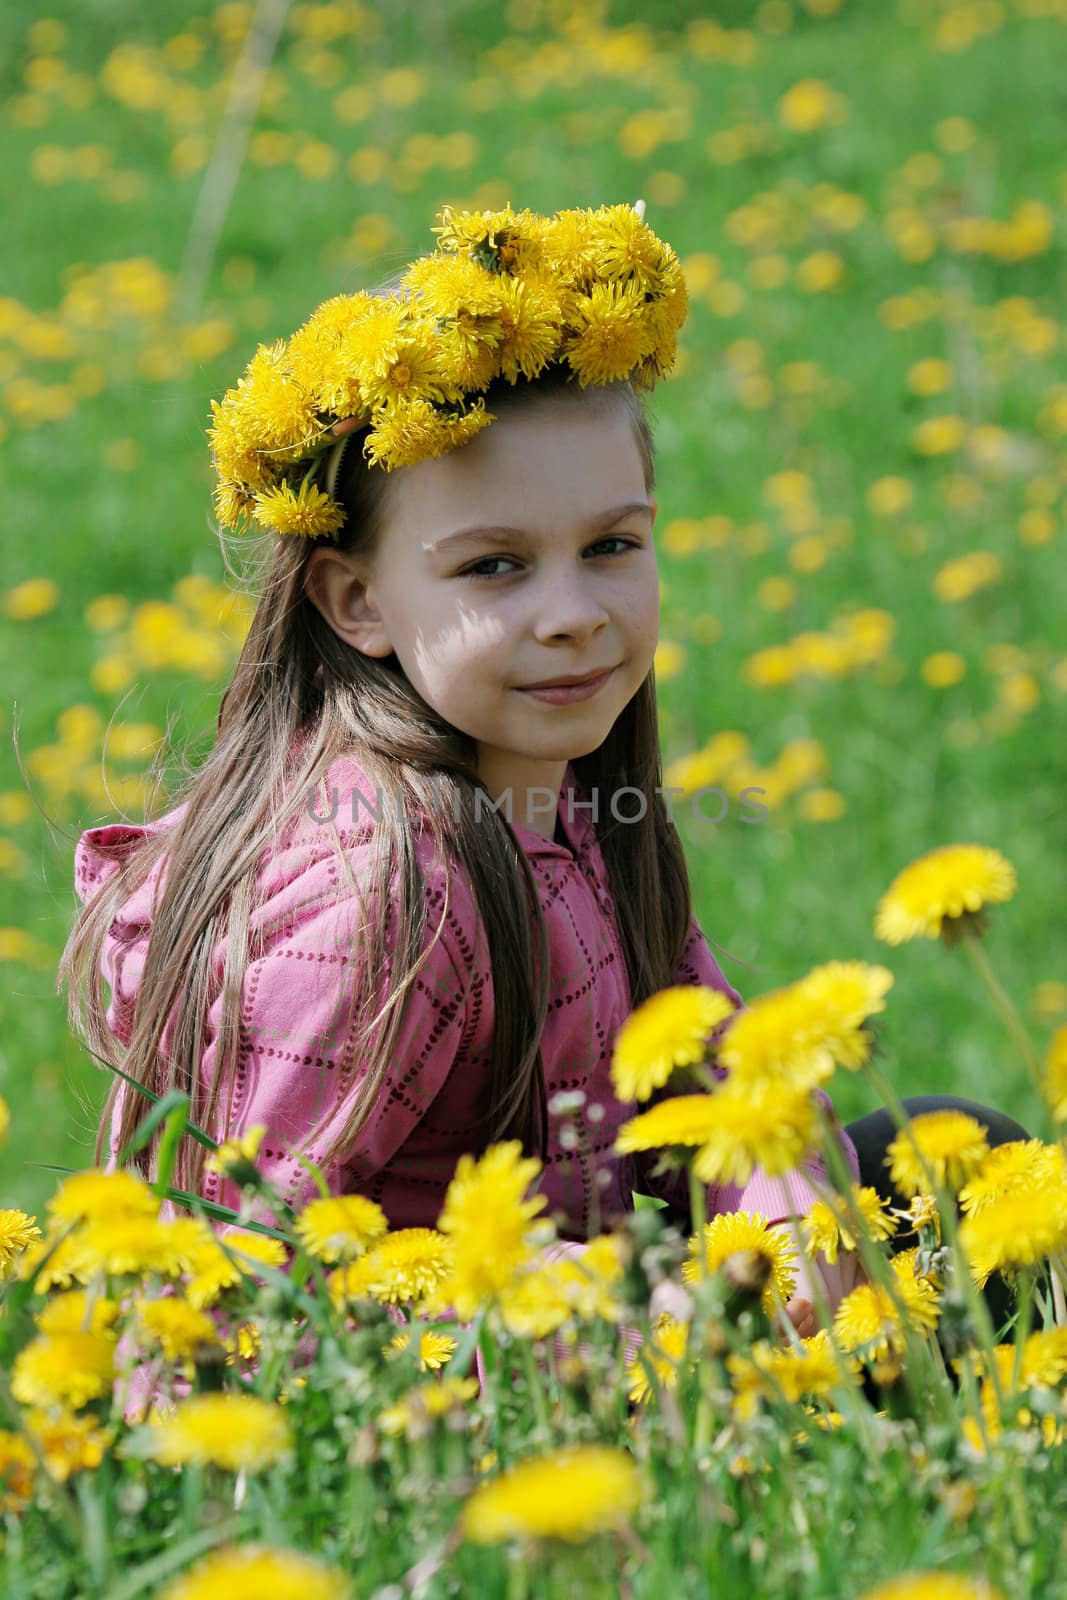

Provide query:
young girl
left=62, top=202, right=867, bottom=1352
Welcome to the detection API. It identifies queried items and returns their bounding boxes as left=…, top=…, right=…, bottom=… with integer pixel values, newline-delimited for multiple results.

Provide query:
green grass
left=2, top=0, right=1066, bottom=1219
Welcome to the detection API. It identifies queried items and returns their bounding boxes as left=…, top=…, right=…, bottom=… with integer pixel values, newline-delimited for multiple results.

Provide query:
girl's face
left=305, top=396, right=659, bottom=826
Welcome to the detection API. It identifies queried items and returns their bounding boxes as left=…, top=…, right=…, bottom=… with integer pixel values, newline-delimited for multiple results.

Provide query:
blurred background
left=2, top=0, right=1065, bottom=1215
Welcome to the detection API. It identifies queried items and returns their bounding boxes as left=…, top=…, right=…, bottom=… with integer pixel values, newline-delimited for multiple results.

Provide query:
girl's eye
left=458, top=537, right=640, bottom=580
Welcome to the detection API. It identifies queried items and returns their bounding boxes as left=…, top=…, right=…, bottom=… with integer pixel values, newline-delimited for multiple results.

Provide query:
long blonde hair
left=59, top=335, right=695, bottom=1204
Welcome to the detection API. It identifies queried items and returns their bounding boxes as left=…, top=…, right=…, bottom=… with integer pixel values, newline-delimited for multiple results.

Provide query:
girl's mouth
left=517, top=669, right=615, bottom=705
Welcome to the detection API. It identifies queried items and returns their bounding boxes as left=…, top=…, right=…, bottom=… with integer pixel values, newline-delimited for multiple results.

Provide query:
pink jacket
left=73, top=750, right=860, bottom=1246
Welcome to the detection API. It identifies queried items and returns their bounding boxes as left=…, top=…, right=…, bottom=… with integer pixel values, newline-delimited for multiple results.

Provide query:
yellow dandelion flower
left=563, top=278, right=654, bottom=387
left=1022, top=1325, right=1067, bottom=1388
left=433, top=322, right=502, bottom=394
left=857, top=1572, right=1005, bottom=1600
left=727, top=1329, right=852, bottom=1420
left=354, top=330, right=453, bottom=413
left=402, top=252, right=505, bottom=325
left=611, top=985, right=735, bottom=1103
left=0, top=1208, right=42, bottom=1275
left=287, top=288, right=377, bottom=414
left=550, top=1239, right=625, bottom=1324
left=328, top=1227, right=454, bottom=1310
left=204, top=1123, right=267, bottom=1178
left=874, top=844, right=1017, bottom=945
left=147, top=1393, right=291, bottom=1472
left=715, top=988, right=832, bottom=1090
left=212, top=478, right=257, bottom=531
left=867, top=476, right=914, bottom=516
left=251, top=479, right=345, bottom=539
left=802, top=1186, right=897, bottom=1264
left=160, top=1542, right=350, bottom=1600
left=460, top=1444, right=642, bottom=1545
left=540, top=208, right=605, bottom=290
left=958, top=1188, right=1067, bottom=1290
left=224, top=1321, right=262, bottom=1364
left=912, top=415, right=967, bottom=456
left=614, top=1093, right=721, bottom=1154
left=496, top=1264, right=574, bottom=1339
left=958, top=1138, right=1066, bottom=1216
left=1044, top=1023, right=1067, bottom=1123
left=23, top=1408, right=113, bottom=1483
left=74, top=1213, right=186, bottom=1279
left=290, top=288, right=376, bottom=351
left=11, top=1331, right=116, bottom=1410
left=156, top=1542, right=351, bottom=1600
left=208, top=395, right=277, bottom=492
left=155, top=1215, right=221, bottom=1275
left=3, top=578, right=59, bottom=621
left=626, top=1312, right=691, bottom=1404
left=184, top=1228, right=289, bottom=1309
left=425, top=303, right=505, bottom=392
left=718, top=965, right=891, bottom=1091
left=294, top=1194, right=388, bottom=1263
left=886, top=1109, right=991, bottom=1199
left=933, top=551, right=1003, bottom=603
left=585, top=202, right=674, bottom=296
left=690, top=1079, right=819, bottom=1188
left=364, top=394, right=494, bottom=472
left=47, top=1168, right=159, bottom=1226
left=790, top=961, right=895, bottom=1072
left=234, top=339, right=321, bottom=455
left=778, top=78, right=839, bottom=134
left=134, top=1296, right=222, bottom=1362
left=833, top=1250, right=940, bottom=1361
left=378, top=1375, right=480, bottom=1437
left=433, top=1142, right=548, bottom=1320
left=15, top=1223, right=92, bottom=1291
left=497, top=1236, right=626, bottom=1338
left=431, top=202, right=548, bottom=276
left=0, top=1432, right=36, bottom=1513
left=681, top=1210, right=799, bottom=1315
left=387, top=1328, right=457, bottom=1371
left=36, top=1288, right=120, bottom=1337
left=903, top=1192, right=941, bottom=1237
left=492, top=271, right=563, bottom=384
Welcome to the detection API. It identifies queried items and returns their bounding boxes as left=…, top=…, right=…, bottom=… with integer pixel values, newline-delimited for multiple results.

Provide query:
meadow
left=1, top=0, right=1067, bottom=1594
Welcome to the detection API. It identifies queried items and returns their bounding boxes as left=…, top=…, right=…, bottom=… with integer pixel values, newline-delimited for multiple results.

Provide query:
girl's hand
left=781, top=1295, right=818, bottom=1343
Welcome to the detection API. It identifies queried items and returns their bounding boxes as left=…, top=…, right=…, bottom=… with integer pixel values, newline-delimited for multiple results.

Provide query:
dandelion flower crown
left=207, top=199, right=688, bottom=541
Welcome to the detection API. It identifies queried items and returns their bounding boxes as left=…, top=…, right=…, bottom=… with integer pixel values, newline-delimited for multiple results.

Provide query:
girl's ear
left=304, top=546, right=395, bottom=659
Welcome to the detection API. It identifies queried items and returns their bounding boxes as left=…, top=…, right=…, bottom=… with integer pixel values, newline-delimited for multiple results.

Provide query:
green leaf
left=150, top=1099, right=191, bottom=1197
left=114, top=1088, right=192, bottom=1169
left=97, top=1517, right=245, bottom=1600
left=80, top=1046, right=220, bottom=1152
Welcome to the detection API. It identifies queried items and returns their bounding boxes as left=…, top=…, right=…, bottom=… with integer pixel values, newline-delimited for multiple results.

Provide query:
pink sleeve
left=78, top=813, right=480, bottom=1216
left=630, top=913, right=860, bottom=1228
left=203, top=841, right=479, bottom=1216
left=74, top=813, right=187, bottom=1175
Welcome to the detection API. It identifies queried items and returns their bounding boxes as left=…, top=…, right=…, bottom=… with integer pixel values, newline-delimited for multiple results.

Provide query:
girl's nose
left=531, top=576, right=610, bottom=642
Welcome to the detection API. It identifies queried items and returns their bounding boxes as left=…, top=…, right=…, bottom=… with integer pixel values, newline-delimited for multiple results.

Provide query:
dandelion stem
left=1009, top=1268, right=1035, bottom=1399
left=515, top=1336, right=552, bottom=1439
left=688, top=1165, right=707, bottom=1279
left=960, top=934, right=1050, bottom=1129
left=505, top=1548, right=531, bottom=1600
